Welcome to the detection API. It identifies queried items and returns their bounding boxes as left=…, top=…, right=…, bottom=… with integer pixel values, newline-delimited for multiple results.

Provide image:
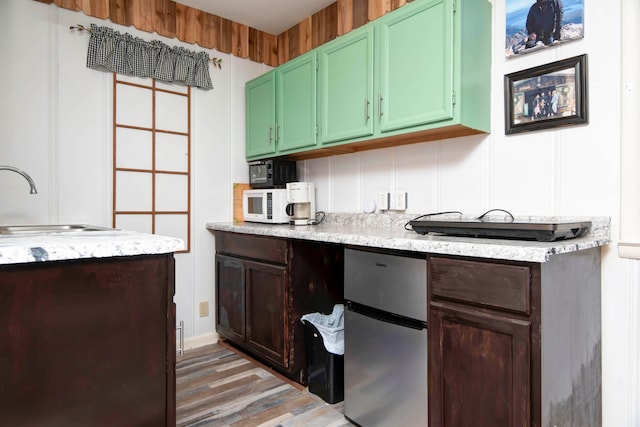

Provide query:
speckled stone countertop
left=206, top=213, right=610, bottom=263
left=0, top=227, right=184, bottom=265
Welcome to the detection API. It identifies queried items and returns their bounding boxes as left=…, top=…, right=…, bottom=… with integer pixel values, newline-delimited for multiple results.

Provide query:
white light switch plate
left=395, top=191, right=407, bottom=210
left=378, top=192, right=390, bottom=210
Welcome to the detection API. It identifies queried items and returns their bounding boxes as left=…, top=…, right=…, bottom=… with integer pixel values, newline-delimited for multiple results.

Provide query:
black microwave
left=248, top=159, right=297, bottom=188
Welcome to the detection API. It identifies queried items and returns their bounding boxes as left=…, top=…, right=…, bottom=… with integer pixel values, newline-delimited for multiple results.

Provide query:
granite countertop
left=206, top=213, right=610, bottom=263
left=0, top=227, right=184, bottom=265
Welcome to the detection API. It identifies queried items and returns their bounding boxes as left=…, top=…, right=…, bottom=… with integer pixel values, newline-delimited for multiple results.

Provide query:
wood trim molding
left=35, top=0, right=411, bottom=67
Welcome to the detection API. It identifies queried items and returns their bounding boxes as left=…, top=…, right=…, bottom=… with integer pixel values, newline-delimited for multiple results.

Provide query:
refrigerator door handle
left=346, top=301, right=427, bottom=331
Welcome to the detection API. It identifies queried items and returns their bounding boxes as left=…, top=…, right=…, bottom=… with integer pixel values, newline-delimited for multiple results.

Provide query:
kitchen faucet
left=0, top=165, right=38, bottom=194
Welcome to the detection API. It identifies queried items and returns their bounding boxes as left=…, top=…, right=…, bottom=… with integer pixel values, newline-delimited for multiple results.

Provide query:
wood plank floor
left=176, top=343, right=352, bottom=427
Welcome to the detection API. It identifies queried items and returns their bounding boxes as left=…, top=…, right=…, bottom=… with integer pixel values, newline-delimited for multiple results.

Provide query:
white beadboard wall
left=0, top=0, right=637, bottom=425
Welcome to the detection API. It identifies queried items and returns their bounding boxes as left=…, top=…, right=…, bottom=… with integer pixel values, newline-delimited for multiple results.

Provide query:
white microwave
left=242, top=189, right=291, bottom=224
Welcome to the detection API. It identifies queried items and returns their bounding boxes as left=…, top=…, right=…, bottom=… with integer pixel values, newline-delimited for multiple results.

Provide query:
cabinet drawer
left=215, top=231, right=288, bottom=264
left=429, top=257, right=530, bottom=314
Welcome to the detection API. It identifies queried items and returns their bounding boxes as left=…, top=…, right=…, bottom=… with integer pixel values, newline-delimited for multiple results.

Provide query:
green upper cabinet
left=245, top=71, right=276, bottom=159
left=377, top=0, right=453, bottom=133
left=276, top=51, right=318, bottom=153
left=245, top=0, right=491, bottom=161
left=317, top=25, right=375, bottom=145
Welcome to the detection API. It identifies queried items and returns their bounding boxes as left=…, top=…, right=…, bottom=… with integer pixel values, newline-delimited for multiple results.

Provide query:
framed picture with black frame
left=504, top=54, right=588, bottom=135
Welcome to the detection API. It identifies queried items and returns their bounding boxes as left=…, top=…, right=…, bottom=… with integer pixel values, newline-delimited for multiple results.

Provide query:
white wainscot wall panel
left=57, top=11, right=114, bottom=226
left=305, top=157, right=332, bottom=212
left=359, top=148, right=395, bottom=211
left=156, top=174, right=188, bottom=211
left=492, top=131, right=555, bottom=215
left=435, top=134, right=489, bottom=215
left=156, top=91, right=189, bottom=133
left=116, top=85, right=153, bottom=128
left=0, top=0, right=52, bottom=225
left=192, top=54, right=263, bottom=338
left=555, top=54, right=620, bottom=216
left=116, top=128, right=153, bottom=170
left=557, top=127, right=619, bottom=216
left=395, top=140, right=439, bottom=214
left=328, top=153, right=361, bottom=213
left=156, top=133, right=189, bottom=172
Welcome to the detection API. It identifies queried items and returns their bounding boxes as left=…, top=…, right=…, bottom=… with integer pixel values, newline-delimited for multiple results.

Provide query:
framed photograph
left=504, top=54, right=588, bottom=135
left=505, top=0, right=584, bottom=57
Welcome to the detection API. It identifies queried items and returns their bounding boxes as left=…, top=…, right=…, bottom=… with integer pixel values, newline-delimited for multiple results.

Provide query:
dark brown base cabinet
left=215, top=231, right=343, bottom=384
left=0, top=254, right=176, bottom=427
left=428, top=248, right=601, bottom=427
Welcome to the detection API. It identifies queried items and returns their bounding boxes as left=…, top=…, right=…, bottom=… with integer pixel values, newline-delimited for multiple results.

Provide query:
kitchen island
left=0, top=227, right=183, bottom=427
left=207, top=213, right=609, bottom=427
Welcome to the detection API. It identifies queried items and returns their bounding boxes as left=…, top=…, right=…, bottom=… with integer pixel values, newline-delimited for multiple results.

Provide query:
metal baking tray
left=409, top=219, right=591, bottom=242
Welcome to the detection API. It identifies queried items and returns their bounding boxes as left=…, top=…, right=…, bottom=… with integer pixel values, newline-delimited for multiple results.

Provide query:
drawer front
left=429, top=257, right=530, bottom=314
left=215, top=231, right=288, bottom=264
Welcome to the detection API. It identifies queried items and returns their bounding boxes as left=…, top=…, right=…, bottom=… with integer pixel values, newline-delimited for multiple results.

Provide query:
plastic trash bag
left=301, top=304, right=345, bottom=355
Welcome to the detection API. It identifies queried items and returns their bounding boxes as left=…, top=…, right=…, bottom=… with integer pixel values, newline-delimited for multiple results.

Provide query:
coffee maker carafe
left=285, top=182, right=316, bottom=225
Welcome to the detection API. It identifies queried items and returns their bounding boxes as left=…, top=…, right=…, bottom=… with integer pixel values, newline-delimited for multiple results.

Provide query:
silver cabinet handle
left=378, top=94, right=383, bottom=119
left=276, top=124, right=280, bottom=141
left=365, top=97, right=370, bottom=122
left=269, top=126, right=273, bottom=144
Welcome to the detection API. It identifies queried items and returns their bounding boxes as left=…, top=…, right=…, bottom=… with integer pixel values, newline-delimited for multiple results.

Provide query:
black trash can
left=303, top=320, right=344, bottom=404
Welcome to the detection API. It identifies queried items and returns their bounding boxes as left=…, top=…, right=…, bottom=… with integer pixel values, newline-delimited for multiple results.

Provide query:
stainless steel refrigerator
left=344, top=248, right=428, bottom=427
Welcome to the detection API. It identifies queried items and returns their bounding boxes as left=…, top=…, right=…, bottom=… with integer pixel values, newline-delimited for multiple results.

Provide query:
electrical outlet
left=395, top=191, right=408, bottom=210
left=378, top=191, right=390, bottom=211
left=199, top=301, right=209, bottom=318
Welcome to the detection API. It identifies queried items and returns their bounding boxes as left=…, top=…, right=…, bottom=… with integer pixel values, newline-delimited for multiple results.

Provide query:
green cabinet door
left=318, top=26, right=374, bottom=145
left=276, top=51, right=317, bottom=153
left=377, top=0, right=454, bottom=133
left=246, top=71, right=276, bottom=158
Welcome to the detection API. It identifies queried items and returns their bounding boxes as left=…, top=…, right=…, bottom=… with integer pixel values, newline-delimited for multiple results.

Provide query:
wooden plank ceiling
left=35, top=0, right=412, bottom=67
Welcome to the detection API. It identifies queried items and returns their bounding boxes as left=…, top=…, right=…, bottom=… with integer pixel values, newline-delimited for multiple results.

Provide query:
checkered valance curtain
left=86, top=24, right=213, bottom=90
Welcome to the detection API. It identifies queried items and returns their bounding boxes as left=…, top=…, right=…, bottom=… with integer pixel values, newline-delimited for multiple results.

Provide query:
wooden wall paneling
left=278, top=31, right=290, bottom=65
left=217, top=17, right=232, bottom=54
left=249, top=28, right=264, bottom=64
left=130, top=0, right=155, bottom=33
left=175, top=3, right=199, bottom=44
left=297, top=18, right=313, bottom=56
left=263, top=33, right=279, bottom=67
left=107, top=0, right=130, bottom=27
left=352, top=0, right=370, bottom=28
left=368, top=0, right=390, bottom=21
left=337, top=0, right=354, bottom=36
left=312, top=4, right=338, bottom=48
left=34, top=0, right=413, bottom=67
left=199, top=12, right=219, bottom=49
left=391, top=0, right=412, bottom=9
left=152, top=0, right=176, bottom=38
left=286, top=25, right=301, bottom=61
left=82, top=0, right=109, bottom=19
left=58, top=0, right=82, bottom=9
left=232, top=22, right=250, bottom=58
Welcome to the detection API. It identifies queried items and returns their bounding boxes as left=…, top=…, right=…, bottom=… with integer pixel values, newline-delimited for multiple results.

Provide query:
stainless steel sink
left=0, top=224, right=114, bottom=235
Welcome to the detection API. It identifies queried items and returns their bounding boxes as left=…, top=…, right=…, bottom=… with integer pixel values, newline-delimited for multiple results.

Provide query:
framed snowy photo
left=505, top=0, right=584, bottom=58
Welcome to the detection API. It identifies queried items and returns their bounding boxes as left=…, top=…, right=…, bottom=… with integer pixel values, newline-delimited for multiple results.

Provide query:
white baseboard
left=179, top=332, right=219, bottom=352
